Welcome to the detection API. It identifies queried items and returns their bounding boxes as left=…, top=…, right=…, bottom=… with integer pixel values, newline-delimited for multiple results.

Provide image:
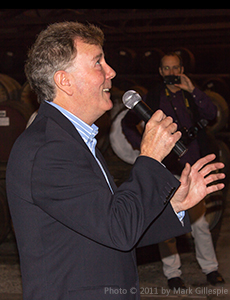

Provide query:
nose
left=105, top=63, right=116, bottom=80
left=169, top=68, right=174, bottom=75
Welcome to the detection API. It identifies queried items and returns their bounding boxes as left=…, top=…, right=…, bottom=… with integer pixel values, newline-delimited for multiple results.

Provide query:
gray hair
left=25, top=22, right=104, bottom=103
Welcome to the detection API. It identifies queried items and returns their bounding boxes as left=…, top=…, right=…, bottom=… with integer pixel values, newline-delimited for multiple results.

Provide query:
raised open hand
left=171, top=154, right=225, bottom=213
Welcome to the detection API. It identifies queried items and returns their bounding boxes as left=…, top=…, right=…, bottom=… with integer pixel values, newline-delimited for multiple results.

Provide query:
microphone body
left=122, top=90, right=187, bottom=158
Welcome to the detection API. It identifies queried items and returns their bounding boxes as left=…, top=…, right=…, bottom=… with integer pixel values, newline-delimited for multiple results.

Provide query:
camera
left=163, top=75, right=181, bottom=85
left=180, top=119, right=208, bottom=146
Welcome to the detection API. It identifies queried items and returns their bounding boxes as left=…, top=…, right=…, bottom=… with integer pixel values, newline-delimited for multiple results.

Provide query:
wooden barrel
left=139, top=48, right=165, bottom=74
left=202, top=77, right=230, bottom=102
left=205, top=191, right=224, bottom=231
left=0, top=181, right=10, bottom=244
left=106, top=47, right=136, bottom=74
left=110, top=109, right=140, bottom=164
left=0, top=101, right=33, bottom=162
left=204, top=90, right=229, bottom=134
left=204, top=138, right=230, bottom=230
left=26, top=110, right=38, bottom=128
left=0, top=74, right=21, bottom=102
left=20, top=81, right=39, bottom=113
left=130, top=85, right=148, bottom=98
left=173, top=47, right=196, bottom=73
left=112, top=77, right=137, bottom=92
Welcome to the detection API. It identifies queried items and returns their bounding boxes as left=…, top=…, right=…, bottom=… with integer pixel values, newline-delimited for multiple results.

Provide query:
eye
left=173, top=66, right=180, bottom=70
left=96, top=59, right=102, bottom=68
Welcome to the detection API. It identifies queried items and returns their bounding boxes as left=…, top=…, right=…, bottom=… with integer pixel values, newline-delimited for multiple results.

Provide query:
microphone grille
left=122, top=90, right=142, bottom=109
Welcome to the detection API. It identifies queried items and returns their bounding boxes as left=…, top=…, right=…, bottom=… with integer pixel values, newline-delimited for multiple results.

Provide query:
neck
left=166, top=84, right=181, bottom=93
left=53, top=96, right=95, bottom=126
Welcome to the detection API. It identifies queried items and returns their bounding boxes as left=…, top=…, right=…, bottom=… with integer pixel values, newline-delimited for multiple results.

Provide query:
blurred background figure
left=121, top=52, right=225, bottom=290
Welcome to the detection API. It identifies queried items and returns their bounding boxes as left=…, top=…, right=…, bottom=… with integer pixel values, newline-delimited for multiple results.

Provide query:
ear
left=180, top=66, right=184, bottom=74
left=53, top=71, right=73, bottom=96
left=159, top=67, right=163, bottom=77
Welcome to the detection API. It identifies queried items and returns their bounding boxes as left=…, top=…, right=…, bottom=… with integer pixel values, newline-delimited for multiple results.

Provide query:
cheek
left=162, top=70, right=169, bottom=76
left=72, top=69, right=106, bottom=103
left=85, top=72, right=105, bottom=94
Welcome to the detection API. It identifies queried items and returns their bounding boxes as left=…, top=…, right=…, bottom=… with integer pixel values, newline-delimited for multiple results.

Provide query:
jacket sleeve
left=137, top=205, right=190, bottom=248
left=31, top=137, right=188, bottom=251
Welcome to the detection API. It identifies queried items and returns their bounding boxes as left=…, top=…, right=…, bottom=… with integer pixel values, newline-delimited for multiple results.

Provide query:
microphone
left=122, top=90, right=187, bottom=158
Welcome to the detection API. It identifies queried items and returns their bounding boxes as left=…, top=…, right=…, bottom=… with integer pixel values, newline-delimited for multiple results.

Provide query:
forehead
left=74, top=38, right=104, bottom=60
left=161, top=55, right=180, bottom=66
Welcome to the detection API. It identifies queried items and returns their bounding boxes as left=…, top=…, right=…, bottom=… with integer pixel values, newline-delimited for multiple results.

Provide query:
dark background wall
left=1, top=9, right=230, bottom=244
left=0, top=9, right=230, bottom=84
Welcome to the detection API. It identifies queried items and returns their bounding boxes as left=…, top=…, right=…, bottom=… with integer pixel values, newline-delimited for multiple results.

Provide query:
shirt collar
left=46, top=101, right=98, bottom=144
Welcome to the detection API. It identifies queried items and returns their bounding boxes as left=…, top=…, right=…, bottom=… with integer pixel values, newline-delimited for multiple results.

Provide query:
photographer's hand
left=170, top=154, right=225, bottom=213
left=175, top=74, right=195, bottom=94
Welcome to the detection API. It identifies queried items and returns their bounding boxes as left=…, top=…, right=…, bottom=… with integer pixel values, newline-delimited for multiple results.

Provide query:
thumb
left=180, top=163, right=191, bottom=185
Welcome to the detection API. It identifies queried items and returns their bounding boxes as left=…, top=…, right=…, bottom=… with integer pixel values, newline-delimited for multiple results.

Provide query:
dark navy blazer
left=6, top=102, right=190, bottom=300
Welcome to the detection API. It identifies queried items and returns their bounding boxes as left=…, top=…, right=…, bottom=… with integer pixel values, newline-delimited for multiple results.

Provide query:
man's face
left=67, top=39, right=116, bottom=125
left=159, top=55, right=184, bottom=77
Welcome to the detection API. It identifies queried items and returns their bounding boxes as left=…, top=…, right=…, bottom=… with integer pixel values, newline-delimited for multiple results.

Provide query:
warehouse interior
left=1, top=9, right=230, bottom=299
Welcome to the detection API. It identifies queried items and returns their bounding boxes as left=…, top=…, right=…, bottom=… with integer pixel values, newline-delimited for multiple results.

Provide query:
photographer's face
left=159, top=55, right=184, bottom=77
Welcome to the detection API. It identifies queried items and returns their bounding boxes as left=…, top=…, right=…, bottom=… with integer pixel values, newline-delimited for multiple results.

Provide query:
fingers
left=207, top=183, right=225, bottom=195
left=151, top=109, right=166, bottom=122
left=141, top=109, right=181, bottom=162
left=149, top=109, right=172, bottom=125
left=192, top=154, right=216, bottom=172
left=174, top=74, right=195, bottom=93
left=148, top=110, right=178, bottom=134
left=200, top=162, right=225, bottom=178
left=205, top=172, right=225, bottom=186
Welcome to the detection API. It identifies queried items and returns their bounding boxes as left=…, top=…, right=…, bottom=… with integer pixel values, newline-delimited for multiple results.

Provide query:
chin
left=104, top=98, right=113, bottom=111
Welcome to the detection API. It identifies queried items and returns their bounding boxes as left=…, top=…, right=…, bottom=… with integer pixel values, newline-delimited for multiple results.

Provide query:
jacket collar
left=38, top=102, right=117, bottom=192
left=38, top=101, right=88, bottom=149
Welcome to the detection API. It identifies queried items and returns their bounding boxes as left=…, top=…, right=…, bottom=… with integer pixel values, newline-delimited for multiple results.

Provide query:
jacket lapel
left=96, top=148, right=117, bottom=192
left=38, top=102, right=116, bottom=193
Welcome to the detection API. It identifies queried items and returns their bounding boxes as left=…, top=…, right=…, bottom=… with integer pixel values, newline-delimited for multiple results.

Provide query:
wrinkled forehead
left=161, top=55, right=180, bottom=67
left=74, top=37, right=103, bottom=53
left=73, top=38, right=104, bottom=60
left=66, top=38, right=104, bottom=71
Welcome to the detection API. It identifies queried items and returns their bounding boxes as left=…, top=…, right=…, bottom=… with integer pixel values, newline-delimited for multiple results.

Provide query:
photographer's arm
left=175, top=74, right=217, bottom=120
left=190, top=88, right=217, bottom=120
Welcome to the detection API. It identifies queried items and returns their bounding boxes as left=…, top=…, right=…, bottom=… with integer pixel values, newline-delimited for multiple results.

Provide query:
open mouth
left=103, top=88, right=110, bottom=93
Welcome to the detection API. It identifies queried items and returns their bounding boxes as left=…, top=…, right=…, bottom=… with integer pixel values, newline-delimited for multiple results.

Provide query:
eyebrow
left=163, top=65, right=180, bottom=68
left=92, top=52, right=103, bottom=62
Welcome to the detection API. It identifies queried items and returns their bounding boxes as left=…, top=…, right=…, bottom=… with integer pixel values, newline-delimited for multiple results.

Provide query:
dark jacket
left=6, top=102, right=190, bottom=300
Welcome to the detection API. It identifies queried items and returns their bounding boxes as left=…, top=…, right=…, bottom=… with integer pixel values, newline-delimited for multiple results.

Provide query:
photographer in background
left=122, top=52, right=225, bottom=290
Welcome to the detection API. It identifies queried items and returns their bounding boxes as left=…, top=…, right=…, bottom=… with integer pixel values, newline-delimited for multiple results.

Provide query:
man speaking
left=6, top=22, right=225, bottom=300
